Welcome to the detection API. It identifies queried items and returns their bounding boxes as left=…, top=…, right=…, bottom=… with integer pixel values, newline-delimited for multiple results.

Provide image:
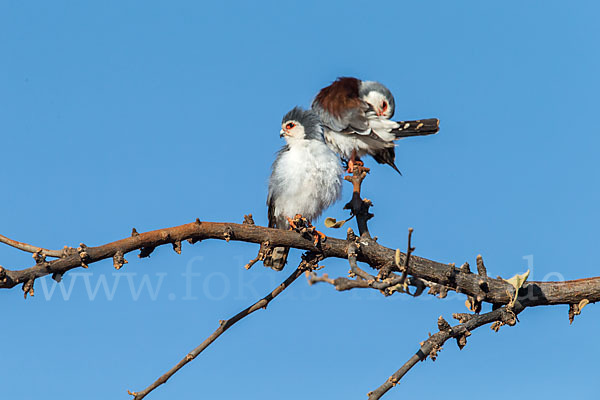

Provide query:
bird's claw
left=347, top=158, right=365, bottom=174
left=286, top=215, right=325, bottom=246
left=312, top=229, right=326, bottom=246
left=287, top=214, right=305, bottom=230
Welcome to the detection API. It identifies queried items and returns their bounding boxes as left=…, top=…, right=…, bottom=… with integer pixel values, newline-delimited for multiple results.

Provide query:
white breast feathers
left=270, top=139, right=343, bottom=223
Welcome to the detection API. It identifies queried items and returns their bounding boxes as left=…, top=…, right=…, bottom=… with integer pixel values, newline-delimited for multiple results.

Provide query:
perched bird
left=312, top=77, right=439, bottom=174
left=263, top=107, right=344, bottom=270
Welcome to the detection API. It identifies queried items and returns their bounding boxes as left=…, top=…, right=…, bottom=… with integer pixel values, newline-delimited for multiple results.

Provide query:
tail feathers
left=391, top=118, right=439, bottom=139
left=263, top=246, right=289, bottom=271
left=372, top=148, right=402, bottom=175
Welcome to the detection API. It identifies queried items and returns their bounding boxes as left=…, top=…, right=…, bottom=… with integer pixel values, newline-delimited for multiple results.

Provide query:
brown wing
left=312, top=77, right=370, bottom=133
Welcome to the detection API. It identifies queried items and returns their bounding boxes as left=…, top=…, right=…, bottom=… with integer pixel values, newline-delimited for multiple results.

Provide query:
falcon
left=311, top=77, right=439, bottom=174
left=263, top=107, right=344, bottom=270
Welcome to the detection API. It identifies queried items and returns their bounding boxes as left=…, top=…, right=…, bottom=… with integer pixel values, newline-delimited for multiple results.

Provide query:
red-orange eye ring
left=285, top=122, right=295, bottom=130
left=381, top=101, right=388, bottom=112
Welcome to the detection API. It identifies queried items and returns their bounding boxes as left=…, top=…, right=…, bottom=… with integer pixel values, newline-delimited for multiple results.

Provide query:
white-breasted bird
left=263, top=107, right=344, bottom=270
left=311, top=77, right=439, bottom=174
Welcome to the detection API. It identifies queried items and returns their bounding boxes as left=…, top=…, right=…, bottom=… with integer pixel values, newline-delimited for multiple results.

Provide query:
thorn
left=456, top=330, right=470, bottom=350
left=113, top=250, right=128, bottom=270
left=437, top=315, right=451, bottom=331
left=476, top=254, right=487, bottom=277
left=131, top=228, right=139, bottom=237
left=195, top=218, right=201, bottom=225
left=172, top=240, right=182, bottom=255
left=22, top=278, right=34, bottom=299
left=459, top=262, right=470, bottom=274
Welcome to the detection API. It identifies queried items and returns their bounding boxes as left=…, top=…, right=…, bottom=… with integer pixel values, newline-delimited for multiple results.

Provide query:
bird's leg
left=311, top=228, right=327, bottom=246
left=347, top=150, right=364, bottom=174
left=286, top=214, right=305, bottom=230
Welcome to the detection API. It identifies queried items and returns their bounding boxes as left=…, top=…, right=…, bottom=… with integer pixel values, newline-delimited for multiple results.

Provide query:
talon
left=287, top=214, right=307, bottom=231
left=313, top=229, right=326, bottom=245
left=286, top=216, right=298, bottom=230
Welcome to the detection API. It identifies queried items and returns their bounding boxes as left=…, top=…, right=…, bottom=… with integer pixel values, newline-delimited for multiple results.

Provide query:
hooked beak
left=279, top=129, right=287, bottom=138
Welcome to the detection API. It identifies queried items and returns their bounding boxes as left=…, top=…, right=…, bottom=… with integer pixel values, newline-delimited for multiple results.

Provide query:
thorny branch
left=1, top=159, right=598, bottom=400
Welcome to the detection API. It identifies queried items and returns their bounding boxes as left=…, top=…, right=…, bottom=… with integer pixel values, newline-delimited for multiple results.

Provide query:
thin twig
left=0, top=233, right=63, bottom=258
left=367, top=304, right=524, bottom=400
left=128, top=256, right=319, bottom=400
left=397, top=227, right=415, bottom=285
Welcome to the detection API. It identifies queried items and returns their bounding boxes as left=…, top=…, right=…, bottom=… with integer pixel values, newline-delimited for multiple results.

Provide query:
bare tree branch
left=367, top=304, right=524, bottom=400
left=1, top=218, right=599, bottom=307
left=0, top=233, right=64, bottom=258
left=127, top=253, right=321, bottom=400
left=2, top=146, right=598, bottom=400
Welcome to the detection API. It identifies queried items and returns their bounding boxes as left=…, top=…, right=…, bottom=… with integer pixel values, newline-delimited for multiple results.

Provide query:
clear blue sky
left=1, top=1, right=599, bottom=399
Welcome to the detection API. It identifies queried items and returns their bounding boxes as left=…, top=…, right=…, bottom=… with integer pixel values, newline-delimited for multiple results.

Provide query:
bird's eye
left=381, top=101, right=388, bottom=112
left=285, top=122, right=295, bottom=130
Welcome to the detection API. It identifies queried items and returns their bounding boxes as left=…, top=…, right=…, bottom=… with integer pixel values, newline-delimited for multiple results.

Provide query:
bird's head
left=359, top=81, right=395, bottom=118
left=280, top=107, right=323, bottom=144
